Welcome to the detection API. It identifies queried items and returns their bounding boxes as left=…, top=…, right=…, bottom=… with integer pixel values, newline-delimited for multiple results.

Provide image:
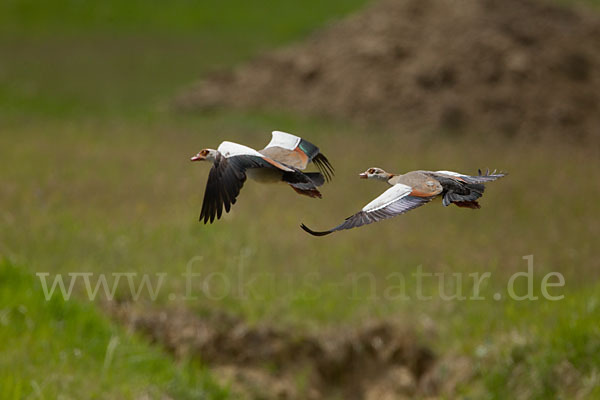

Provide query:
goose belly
left=246, top=168, right=283, bottom=183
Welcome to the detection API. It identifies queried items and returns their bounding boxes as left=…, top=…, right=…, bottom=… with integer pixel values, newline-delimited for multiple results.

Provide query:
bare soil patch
left=176, top=0, right=600, bottom=140
left=110, top=303, right=445, bottom=399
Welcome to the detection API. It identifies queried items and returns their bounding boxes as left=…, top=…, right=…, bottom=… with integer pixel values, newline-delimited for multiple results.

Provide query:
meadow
left=1, top=0, right=599, bottom=398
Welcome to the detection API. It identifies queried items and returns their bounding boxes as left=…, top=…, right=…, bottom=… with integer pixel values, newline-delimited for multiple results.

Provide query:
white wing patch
left=218, top=141, right=264, bottom=158
left=362, top=184, right=412, bottom=212
left=265, top=131, right=301, bottom=151
left=435, top=170, right=467, bottom=178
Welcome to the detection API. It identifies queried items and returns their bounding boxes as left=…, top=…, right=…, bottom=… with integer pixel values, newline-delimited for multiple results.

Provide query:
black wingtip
left=479, top=168, right=508, bottom=178
left=200, top=211, right=214, bottom=224
left=313, top=153, right=335, bottom=182
left=300, top=223, right=333, bottom=237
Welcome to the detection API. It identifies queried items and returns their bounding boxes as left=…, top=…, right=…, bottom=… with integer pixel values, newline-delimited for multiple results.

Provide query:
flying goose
left=301, top=168, right=506, bottom=236
left=191, top=131, right=334, bottom=224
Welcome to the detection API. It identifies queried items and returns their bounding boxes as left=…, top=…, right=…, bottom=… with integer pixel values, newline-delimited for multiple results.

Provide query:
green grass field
left=1, top=0, right=600, bottom=398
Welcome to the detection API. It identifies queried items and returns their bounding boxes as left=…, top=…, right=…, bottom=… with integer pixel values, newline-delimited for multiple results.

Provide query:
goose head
left=191, top=149, right=219, bottom=163
left=359, top=167, right=393, bottom=181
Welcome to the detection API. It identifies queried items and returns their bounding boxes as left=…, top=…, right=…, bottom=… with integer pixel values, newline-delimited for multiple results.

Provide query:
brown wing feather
left=261, top=132, right=335, bottom=181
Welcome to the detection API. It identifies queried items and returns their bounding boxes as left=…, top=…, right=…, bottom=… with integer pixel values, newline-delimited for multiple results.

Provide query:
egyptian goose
left=191, top=131, right=334, bottom=224
left=301, top=168, right=506, bottom=236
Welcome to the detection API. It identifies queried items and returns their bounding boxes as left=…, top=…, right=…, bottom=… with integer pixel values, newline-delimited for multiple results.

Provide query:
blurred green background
left=1, top=0, right=599, bottom=398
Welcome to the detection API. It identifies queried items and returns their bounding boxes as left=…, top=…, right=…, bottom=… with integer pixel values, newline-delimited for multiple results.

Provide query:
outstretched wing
left=433, top=169, right=507, bottom=184
left=301, top=184, right=435, bottom=236
left=260, top=131, right=335, bottom=181
left=200, top=153, right=280, bottom=224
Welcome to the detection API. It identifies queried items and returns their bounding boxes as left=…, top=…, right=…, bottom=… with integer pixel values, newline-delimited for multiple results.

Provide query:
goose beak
left=190, top=153, right=204, bottom=162
left=359, top=173, right=368, bottom=179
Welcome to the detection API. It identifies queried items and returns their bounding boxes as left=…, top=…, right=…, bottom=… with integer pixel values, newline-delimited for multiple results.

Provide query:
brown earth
left=175, top=0, right=600, bottom=140
left=109, top=303, right=461, bottom=400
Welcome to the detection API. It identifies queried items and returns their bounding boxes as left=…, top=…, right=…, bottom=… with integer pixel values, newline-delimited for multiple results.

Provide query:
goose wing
left=433, top=169, right=507, bottom=184
left=301, top=184, right=435, bottom=236
left=260, top=131, right=334, bottom=181
left=200, top=144, right=290, bottom=224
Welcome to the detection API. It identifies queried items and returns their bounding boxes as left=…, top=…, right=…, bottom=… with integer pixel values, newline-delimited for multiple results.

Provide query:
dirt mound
left=111, top=304, right=440, bottom=399
left=175, top=0, right=600, bottom=139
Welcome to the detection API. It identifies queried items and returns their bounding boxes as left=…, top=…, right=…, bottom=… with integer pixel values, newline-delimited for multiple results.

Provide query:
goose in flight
left=191, top=131, right=334, bottom=224
left=301, top=168, right=506, bottom=236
